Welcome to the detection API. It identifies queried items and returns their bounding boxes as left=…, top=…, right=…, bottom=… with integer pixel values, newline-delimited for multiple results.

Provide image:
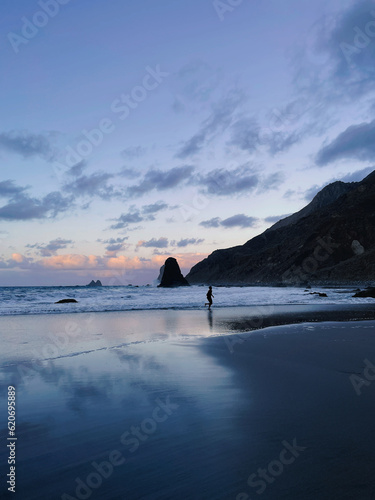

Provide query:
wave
left=0, top=285, right=372, bottom=317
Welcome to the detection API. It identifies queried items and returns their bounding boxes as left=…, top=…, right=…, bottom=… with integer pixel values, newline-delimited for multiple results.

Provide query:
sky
left=1, top=0, right=375, bottom=286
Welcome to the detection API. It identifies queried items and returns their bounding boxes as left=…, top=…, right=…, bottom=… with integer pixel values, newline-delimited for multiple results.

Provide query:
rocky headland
left=186, top=170, right=375, bottom=286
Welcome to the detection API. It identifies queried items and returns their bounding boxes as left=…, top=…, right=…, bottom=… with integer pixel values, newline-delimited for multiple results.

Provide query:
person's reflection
left=207, top=309, right=213, bottom=331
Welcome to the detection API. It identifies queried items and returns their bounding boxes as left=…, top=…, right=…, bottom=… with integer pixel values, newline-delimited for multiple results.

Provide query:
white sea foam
left=0, top=285, right=372, bottom=316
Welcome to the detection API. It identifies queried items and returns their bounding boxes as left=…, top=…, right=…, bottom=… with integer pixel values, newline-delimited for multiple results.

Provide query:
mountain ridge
left=186, top=171, right=375, bottom=285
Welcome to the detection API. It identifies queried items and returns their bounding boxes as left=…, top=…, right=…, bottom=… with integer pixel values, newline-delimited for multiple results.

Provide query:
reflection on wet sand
left=0, top=329, right=252, bottom=499
left=208, top=309, right=213, bottom=331
left=1, top=307, right=375, bottom=499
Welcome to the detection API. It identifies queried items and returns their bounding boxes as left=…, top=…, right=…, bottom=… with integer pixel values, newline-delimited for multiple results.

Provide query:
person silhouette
left=205, top=286, right=214, bottom=310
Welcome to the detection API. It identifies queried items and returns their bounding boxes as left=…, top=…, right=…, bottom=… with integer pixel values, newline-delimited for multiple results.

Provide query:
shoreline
left=1, top=301, right=375, bottom=324
left=1, top=304, right=375, bottom=366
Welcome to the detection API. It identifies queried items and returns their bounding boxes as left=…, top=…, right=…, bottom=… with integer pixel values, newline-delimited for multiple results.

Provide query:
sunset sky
left=1, top=0, right=375, bottom=285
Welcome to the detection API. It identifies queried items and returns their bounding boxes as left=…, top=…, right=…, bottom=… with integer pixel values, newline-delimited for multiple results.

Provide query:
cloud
left=229, top=118, right=260, bottom=154
left=327, top=1, right=375, bottom=85
left=0, top=180, right=27, bottom=198
left=127, top=165, right=194, bottom=197
left=137, top=237, right=169, bottom=249
left=64, top=166, right=194, bottom=204
left=0, top=179, right=74, bottom=221
left=67, top=160, right=87, bottom=177
left=42, top=254, right=102, bottom=270
left=121, top=146, right=147, bottom=159
left=196, top=165, right=260, bottom=195
left=264, top=214, right=291, bottom=224
left=171, top=238, right=204, bottom=247
left=258, top=172, right=286, bottom=193
left=262, top=1, right=375, bottom=156
left=200, top=217, right=221, bottom=228
left=292, top=1, right=375, bottom=110
left=98, top=237, right=129, bottom=253
left=339, top=166, right=374, bottom=182
left=63, top=172, right=120, bottom=200
left=265, top=130, right=303, bottom=155
left=229, top=115, right=305, bottom=156
left=176, top=91, right=244, bottom=159
left=27, top=238, right=74, bottom=257
left=0, top=130, right=55, bottom=160
left=221, top=214, right=259, bottom=228
left=283, top=189, right=296, bottom=199
left=0, top=252, right=208, bottom=284
left=194, top=166, right=285, bottom=196
left=316, top=119, right=375, bottom=165
left=0, top=253, right=34, bottom=269
left=141, top=201, right=169, bottom=215
left=109, top=201, right=171, bottom=231
left=110, top=209, right=145, bottom=230
left=200, top=214, right=259, bottom=229
left=0, top=191, right=73, bottom=221
left=118, top=167, right=141, bottom=179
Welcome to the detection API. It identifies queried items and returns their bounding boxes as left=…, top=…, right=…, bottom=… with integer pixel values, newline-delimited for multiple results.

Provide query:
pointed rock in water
left=55, top=299, right=78, bottom=304
left=158, top=257, right=190, bottom=287
left=86, top=279, right=102, bottom=287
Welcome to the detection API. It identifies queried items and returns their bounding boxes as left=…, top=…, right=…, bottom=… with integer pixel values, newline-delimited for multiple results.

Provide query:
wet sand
left=1, top=305, right=375, bottom=499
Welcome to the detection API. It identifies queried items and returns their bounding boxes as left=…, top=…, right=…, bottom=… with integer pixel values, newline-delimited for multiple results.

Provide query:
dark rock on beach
left=55, top=299, right=78, bottom=304
left=158, top=258, right=190, bottom=287
left=353, top=287, right=375, bottom=298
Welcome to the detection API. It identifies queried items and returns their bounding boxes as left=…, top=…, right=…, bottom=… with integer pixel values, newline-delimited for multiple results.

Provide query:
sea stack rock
left=158, top=258, right=190, bottom=287
left=157, top=265, right=165, bottom=284
left=86, top=280, right=102, bottom=287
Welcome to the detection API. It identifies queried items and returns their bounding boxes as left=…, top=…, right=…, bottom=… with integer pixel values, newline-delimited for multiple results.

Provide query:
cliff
left=186, top=171, right=375, bottom=285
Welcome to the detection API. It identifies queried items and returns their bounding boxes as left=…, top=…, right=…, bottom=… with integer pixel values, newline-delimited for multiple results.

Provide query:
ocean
left=0, top=284, right=371, bottom=316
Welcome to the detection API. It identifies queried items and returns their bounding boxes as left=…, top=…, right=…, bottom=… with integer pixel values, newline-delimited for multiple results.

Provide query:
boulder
left=86, top=280, right=102, bottom=287
left=158, top=258, right=190, bottom=287
left=353, top=287, right=375, bottom=298
left=55, top=299, right=78, bottom=304
left=351, top=240, right=365, bottom=255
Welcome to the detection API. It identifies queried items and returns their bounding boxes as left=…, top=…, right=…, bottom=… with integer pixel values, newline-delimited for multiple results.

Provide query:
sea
left=0, top=284, right=372, bottom=316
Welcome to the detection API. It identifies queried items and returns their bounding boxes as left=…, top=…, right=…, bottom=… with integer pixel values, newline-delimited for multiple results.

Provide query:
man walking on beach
left=205, top=286, right=214, bottom=310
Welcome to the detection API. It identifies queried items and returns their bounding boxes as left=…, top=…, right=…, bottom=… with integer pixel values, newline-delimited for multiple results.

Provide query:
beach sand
left=1, top=305, right=375, bottom=499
